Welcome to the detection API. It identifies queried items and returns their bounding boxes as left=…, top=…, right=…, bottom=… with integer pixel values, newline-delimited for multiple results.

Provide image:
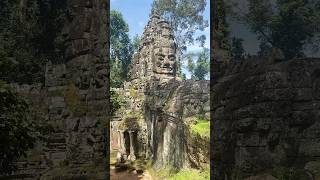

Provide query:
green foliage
left=234, top=0, right=320, bottom=59
left=182, top=73, right=187, bottom=80
left=190, top=118, right=210, bottom=138
left=184, top=48, right=209, bottom=80
left=168, top=169, right=210, bottom=180
left=110, top=10, right=133, bottom=87
left=152, top=0, right=208, bottom=50
left=110, top=89, right=125, bottom=116
left=110, top=58, right=125, bottom=88
left=0, top=81, right=53, bottom=175
left=132, top=34, right=142, bottom=53
left=151, top=168, right=209, bottom=180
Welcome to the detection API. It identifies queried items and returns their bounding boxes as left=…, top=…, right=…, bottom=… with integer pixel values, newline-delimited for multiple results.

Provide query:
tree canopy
left=110, top=10, right=134, bottom=88
left=231, top=0, right=320, bottom=59
left=184, top=48, right=210, bottom=80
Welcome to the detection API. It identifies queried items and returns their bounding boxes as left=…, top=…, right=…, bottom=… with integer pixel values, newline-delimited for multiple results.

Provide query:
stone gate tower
left=111, top=10, right=209, bottom=172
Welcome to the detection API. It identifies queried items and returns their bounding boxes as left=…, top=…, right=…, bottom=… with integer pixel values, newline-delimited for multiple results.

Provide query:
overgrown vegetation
left=0, top=81, right=53, bottom=175
left=168, top=168, right=210, bottom=180
left=110, top=10, right=134, bottom=88
left=190, top=117, right=210, bottom=138
left=148, top=167, right=209, bottom=180
left=110, top=88, right=125, bottom=116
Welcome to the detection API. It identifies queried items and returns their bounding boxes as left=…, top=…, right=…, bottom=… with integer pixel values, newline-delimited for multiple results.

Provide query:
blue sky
left=111, top=0, right=210, bottom=79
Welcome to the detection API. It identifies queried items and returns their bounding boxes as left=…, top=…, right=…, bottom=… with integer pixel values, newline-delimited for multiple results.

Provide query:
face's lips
left=159, top=66, right=173, bottom=73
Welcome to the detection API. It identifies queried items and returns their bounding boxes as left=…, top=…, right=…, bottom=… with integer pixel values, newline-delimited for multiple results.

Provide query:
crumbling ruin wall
left=212, top=58, right=320, bottom=179
left=3, top=0, right=109, bottom=179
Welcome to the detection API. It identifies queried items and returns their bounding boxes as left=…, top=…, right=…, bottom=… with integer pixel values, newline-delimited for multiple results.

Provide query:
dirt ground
left=110, top=151, right=153, bottom=180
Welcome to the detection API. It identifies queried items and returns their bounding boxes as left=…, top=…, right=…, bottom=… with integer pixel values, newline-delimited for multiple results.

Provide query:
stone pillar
left=128, top=130, right=136, bottom=161
left=145, top=129, right=149, bottom=159
left=119, top=130, right=127, bottom=160
left=117, top=130, right=121, bottom=150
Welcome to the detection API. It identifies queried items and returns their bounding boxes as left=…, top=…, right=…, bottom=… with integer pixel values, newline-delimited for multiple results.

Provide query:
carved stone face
left=159, top=22, right=171, bottom=38
left=153, top=47, right=176, bottom=75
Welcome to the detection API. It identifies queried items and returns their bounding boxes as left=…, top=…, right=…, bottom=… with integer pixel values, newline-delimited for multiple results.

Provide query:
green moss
left=119, top=117, right=140, bottom=129
left=190, top=119, right=210, bottom=138
left=129, top=88, right=137, bottom=98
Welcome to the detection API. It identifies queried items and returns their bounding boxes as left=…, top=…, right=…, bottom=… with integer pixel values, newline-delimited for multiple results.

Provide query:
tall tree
left=185, top=48, right=210, bottom=80
left=233, top=0, right=320, bottom=59
left=151, top=0, right=209, bottom=74
left=110, top=10, right=133, bottom=87
left=132, top=34, right=142, bottom=53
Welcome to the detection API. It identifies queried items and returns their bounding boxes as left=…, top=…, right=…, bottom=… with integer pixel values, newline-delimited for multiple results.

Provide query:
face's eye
left=169, top=55, right=175, bottom=61
left=157, top=54, right=165, bottom=61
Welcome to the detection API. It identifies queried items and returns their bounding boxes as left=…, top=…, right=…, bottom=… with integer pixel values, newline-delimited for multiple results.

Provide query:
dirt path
left=110, top=164, right=153, bottom=180
left=110, top=151, right=153, bottom=180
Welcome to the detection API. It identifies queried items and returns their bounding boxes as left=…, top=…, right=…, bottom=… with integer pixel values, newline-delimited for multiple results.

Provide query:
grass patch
left=168, top=168, right=209, bottom=180
left=148, top=166, right=210, bottom=180
left=190, top=119, right=210, bottom=138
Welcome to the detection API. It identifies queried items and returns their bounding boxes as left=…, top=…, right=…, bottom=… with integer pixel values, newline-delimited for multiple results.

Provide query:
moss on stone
left=119, top=117, right=140, bottom=130
left=129, top=88, right=137, bottom=98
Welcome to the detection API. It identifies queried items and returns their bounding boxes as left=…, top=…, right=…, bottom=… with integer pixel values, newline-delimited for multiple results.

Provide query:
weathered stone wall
left=145, top=79, right=210, bottom=171
left=7, top=84, right=49, bottom=180
left=43, top=0, right=108, bottom=179
left=3, top=0, right=109, bottom=179
left=212, top=58, right=320, bottom=179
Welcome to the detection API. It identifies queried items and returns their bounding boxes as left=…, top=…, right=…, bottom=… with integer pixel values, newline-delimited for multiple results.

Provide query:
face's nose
left=163, top=56, right=171, bottom=68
